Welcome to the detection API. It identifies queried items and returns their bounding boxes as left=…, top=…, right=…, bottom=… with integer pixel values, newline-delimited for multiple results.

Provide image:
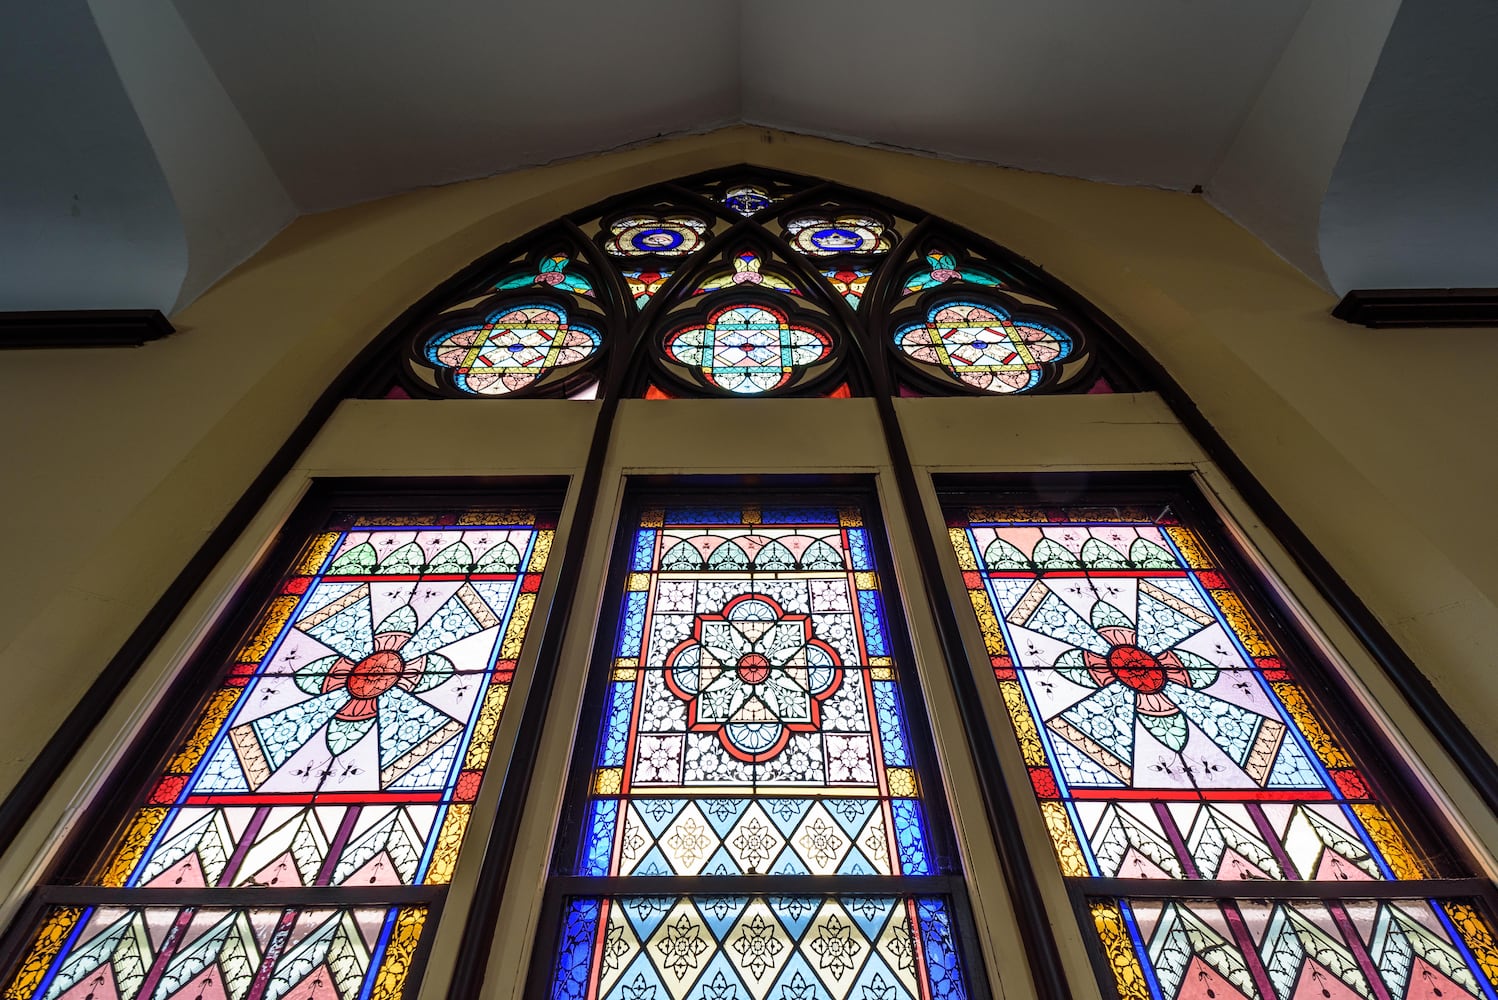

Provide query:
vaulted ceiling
left=6, top=0, right=1495, bottom=314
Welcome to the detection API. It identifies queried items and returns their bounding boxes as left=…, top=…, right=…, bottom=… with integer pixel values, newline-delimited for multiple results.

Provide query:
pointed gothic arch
left=2, top=166, right=1495, bottom=1000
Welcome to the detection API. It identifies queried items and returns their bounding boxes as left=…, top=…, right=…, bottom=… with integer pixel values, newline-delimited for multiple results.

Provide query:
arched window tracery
left=2, top=168, right=1495, bottom=1000
left=383, top=170, right=1137, bottom=403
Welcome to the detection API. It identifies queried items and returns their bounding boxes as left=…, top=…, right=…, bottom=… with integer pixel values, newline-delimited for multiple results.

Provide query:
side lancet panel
left=4, top=502, right=555, bottom=1000
left=945, top=495, right=1498, bottom=1000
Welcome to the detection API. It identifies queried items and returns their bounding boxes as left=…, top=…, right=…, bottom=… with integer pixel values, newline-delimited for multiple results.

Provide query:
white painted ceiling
left=172, top=0, right=1309, bottom=207
left=5, top=0, right=1494, bottom=314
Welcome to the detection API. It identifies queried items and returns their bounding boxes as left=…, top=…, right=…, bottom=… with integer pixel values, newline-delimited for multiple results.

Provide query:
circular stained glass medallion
left=601, top=213, right=709, bottom=257
left=423, top=301, right=600, bottom=396
left=663, top=301, right=833, bottom=395
left=895, top=299, right=1074, bottom=394
left=782, top=211, right=892, bottom=257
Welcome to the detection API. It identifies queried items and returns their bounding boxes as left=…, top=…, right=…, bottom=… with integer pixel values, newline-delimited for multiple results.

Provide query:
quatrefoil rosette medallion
left=412, top=291, right=603, bottom=398
left=663, top=593, right=844, bottom=763
left=890, top=290, right=1092, bottom=395
left=658, top=295, right=840, bottom=396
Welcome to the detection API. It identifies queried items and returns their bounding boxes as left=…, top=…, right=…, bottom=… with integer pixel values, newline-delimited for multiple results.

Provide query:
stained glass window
left=724, top=184, right=773, bottom=217
left=4, top=504, right=553, bottom=1000
left=821, top=268, right=872, bottom=309
left=623, top=269, right=673, bottom=309
left=542, top=501, right=976, bottom=1000
left=946, top=498, right=1498, bottom=1000
left=689, top=176, right=801, bottom=219
left=899, top=252, right=1004, bottom=296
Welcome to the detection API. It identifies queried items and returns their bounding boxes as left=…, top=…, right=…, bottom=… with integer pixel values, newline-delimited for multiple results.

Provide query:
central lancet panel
left=583, top=506, right=927, bottom=879
left=541, top=496, right=977, bottom=1000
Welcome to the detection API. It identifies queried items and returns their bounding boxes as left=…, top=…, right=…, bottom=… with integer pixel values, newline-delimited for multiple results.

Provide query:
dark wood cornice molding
left=1333, top=288, right=1498, bottom=328
left=0, top=309, right=175, bottom=348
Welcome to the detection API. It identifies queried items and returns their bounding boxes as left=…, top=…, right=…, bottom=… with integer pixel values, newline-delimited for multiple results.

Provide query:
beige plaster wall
left=1, top=125, right=1494, bottom=875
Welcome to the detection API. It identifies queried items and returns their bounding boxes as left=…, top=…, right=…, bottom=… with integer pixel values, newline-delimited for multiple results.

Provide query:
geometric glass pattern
left=546, top=502, right=972, bottom=1000
left=899, top=252, right=1003, bottom=296
left=423, top=302, right=601, bottom=396
left=495, top=252, right=596, bottom=297
left=623, top=270, right=673, bottom=310
left=388, top=169, right=1121, bottom=401
left=552, top=895, right=966, bottom=1000
left=694, top=253, right=801, bottom=298
left=3, top=507, right=552, bottom=1000
left=821, top=269, right=872, bottom=310
left=947, top=502, right=1498, bottom=1000
left=580, top=505, right=930, bottom=879
left=12, top=905, right=423, bottom=1000
left=1090, top=897, right=1498, bottom=1000
left=663, top=303, right=832, bottom=395
left=895, top=300, right=1073, bottom=394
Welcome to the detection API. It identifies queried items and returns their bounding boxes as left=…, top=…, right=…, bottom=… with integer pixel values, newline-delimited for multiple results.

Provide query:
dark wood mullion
left=748, top=212, right=889, bottom=395
left=859, top=314, right=1073, bottom=998
left=863, top=217, right=1075, bottom=1000
left=443, top=285, right=634, bottom=999
left=872, top=416, right=1072, bottom=1000
left=617, top=209, right=874, bottom=398
left=617, top=216, right=761, bottom=395
left=564, top=220, right=634, bottom=343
